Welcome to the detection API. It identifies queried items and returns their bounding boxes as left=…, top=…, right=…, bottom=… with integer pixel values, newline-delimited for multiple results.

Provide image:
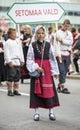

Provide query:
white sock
left=49, top=108, right=53, bottom=114
left=34, top=108, right=39, bottom=114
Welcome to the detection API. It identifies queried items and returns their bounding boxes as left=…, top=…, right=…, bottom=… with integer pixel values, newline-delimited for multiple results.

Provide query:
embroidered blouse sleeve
left=26, top=44, right=39, bottom=72
left=49, top=45, right=59, bottom=75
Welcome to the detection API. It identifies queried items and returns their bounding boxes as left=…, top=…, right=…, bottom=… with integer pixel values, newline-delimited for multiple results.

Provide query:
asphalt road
left=0, top=78, right=80, bottom=130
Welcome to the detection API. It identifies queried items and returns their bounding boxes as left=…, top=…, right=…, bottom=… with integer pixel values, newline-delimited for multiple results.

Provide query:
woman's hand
left=58, top=56, right=62, bottom=63
left=2, top=49, right=5, bottom=53
left=8, top=62, right=14, bottom=68
left=20, top=61, right=24, bottom=67
left=36, top=67, right=43, bottom=73
left=53, top=75, right=59, bottom=79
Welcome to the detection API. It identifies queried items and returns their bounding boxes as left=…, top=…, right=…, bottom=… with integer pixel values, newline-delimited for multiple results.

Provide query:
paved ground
left=0, top=78, right=80, bottom=130
left=67, top=73, right=80, bottom=79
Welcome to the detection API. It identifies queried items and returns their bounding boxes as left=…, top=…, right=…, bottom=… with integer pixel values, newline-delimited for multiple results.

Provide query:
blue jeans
left=58, top=56, right=70, bottom=84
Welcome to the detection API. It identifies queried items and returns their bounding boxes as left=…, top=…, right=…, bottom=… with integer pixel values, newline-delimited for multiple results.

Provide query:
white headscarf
left=31, top=25, right=46, bottom=43
left=35, top=25, right=46, bottom=34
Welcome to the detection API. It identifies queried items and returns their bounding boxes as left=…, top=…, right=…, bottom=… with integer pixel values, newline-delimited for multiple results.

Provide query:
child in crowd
left=4, top=28, right=24, bottom=96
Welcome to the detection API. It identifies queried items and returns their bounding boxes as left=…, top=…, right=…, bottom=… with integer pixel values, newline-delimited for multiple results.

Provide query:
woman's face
left=36, top=28, right=45, bottom=42
left=25, top=28, right=31, bottom=34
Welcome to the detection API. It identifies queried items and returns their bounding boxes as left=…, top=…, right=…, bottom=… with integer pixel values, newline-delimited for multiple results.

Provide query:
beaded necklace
left=36, top=41, right=45, bottom=55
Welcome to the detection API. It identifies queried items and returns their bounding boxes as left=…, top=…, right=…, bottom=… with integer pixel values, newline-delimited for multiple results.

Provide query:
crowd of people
left=0, top=19, right=80, bottom=121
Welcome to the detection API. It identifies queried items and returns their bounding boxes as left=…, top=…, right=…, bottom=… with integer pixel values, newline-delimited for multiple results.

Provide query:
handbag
left=29, top=41, right=45, bottom=78
left=29, top=70, right=40, bottom=78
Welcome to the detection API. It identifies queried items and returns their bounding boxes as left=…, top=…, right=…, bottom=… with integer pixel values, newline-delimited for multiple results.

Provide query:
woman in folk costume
left=27, top=25, right=60, bottom=121
left=20, top=25, right=32, bottom=83
left=0, top=29, right=6, bottom=85
left=4, top=28, right=24, bottom=96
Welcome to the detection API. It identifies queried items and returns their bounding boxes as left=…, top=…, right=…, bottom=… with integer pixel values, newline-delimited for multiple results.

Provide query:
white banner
left=7, top=2, right=65, bottom=24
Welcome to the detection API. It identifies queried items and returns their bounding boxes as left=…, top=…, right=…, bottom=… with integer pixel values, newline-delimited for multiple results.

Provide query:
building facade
left=0, top=0, right=80, bottom=31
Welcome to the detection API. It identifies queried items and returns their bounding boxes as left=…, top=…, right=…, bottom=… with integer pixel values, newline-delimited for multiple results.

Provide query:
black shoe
left=0, top=83, right=3, bottom=86
left=33, top=114, right=40, bottom=121
left=61, top=88, right=70, bottom=94
left=7, top=90, right=14, bottom=96
left=13, top=90, right=21, bottom=96
left=49, top=113, right=56, bottom=121
left=57, top=87, right=61, bottom=93
left=21, top=79, right=24, bottom=84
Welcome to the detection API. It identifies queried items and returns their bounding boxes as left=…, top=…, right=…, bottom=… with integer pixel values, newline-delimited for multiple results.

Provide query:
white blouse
left=27, top=43, right=59, bottom=76
left=4, top=38, right=24, bottom=65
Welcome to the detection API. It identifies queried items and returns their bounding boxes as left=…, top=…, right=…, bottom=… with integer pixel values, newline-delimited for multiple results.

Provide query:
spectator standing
left=72, top=27, right=80, bottom=74
left=46, top=26, right=57, bottom=57
left=69, top=27, right=78, bottom=74
left=0, top=29, right=6, bottom=86
left=54, top=19, right=73, bottom=94
left=21, top=25, right=32, bottom=83
left=46, top=26, right=54, bottom=45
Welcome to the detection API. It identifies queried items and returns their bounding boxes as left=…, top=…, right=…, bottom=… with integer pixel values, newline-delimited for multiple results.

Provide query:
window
left=0, top=6, right=9, bottom=12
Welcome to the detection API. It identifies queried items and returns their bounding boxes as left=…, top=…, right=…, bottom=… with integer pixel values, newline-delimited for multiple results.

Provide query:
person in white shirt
left=46, top=27, right=54, bottom=45
left=54, top=19, right=73, bottom=94
left=4, top=28, right=24, bottom=96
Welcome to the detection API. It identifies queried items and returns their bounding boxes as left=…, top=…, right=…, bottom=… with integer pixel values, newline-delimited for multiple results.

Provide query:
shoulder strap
left=40, top=41, right=46, bottom=67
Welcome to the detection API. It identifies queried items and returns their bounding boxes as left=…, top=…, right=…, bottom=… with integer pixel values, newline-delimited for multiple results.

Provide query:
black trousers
left=6, top=65, right=21, bottom=82
left=73, top=57, right=79, bottom=72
